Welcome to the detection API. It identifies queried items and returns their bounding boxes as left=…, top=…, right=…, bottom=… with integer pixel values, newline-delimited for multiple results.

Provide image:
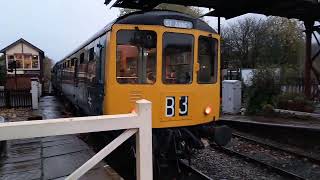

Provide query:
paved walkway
left=0, top=96, right=121, bottom=180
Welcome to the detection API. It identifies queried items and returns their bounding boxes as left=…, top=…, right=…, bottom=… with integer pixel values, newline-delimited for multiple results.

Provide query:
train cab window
left=89, top=48, right=94, bottom=61
left=162, top=33, right=194, bottom=84
left=80, top=53, right=84, bottom=64
left=198, top=36, right=218, bottom=84
left=116, top=30, right=157, bottom=84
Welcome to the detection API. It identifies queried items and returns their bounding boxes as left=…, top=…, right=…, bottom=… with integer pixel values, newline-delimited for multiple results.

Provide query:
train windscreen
left=116, top=30, right=157, bottom=84
left=162, top=33, right=194, bottom=84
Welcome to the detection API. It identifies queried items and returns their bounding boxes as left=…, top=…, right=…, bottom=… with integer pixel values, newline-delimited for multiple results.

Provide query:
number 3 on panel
left=179, top=96, right=188, bottom=116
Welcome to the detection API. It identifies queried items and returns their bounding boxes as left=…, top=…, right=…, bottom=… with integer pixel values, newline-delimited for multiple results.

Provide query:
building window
left=14, top=54, right=23, bottom=69
left=24, top=54, right=32, bottom=69
left=32, top=55, right=39, bottom=69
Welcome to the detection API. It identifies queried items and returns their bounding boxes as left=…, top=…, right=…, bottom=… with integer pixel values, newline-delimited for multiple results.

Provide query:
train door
left=96, top=35, right=107, bottom=114
left=74, top=58, right=79, bottom=105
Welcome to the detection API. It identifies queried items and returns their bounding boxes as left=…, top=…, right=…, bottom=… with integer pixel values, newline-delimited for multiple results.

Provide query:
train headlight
left=204, top=106, right=212, bottom=115
left=131, top=108, right=137, bottom=114
left=163, top=19, right=193, bottom=29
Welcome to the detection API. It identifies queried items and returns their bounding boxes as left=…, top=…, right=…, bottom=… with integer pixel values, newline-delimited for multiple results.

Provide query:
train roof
left=57, top=10, right=217, bottom=64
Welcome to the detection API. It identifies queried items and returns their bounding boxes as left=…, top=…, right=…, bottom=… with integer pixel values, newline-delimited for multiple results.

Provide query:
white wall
left=6, top=42, right=39, bottom=55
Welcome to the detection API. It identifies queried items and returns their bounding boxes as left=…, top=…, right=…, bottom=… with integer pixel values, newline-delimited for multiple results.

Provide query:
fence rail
left=0, top=89, right=32, bottom=108
left=0, top=99, right=153, bottom=180
left=281, top=84, right=320, bottom=99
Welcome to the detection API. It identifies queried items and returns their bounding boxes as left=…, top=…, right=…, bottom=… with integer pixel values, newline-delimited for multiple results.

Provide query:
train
left=52, top=10, right=231, bottom=179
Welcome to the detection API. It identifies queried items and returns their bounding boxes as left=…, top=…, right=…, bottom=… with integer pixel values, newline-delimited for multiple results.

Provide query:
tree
left=43, top=56, right=53, bottom=81
left=119, top=3, right=202, bottom=17
left=222, top=17, right=268, bottom=69
left=221, top=16, right=304, bottom=83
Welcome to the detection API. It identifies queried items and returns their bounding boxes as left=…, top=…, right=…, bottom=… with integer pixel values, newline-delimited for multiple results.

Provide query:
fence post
left=136, top=99, right=153, bottom=180
left=30, top=78, right=39, bottom=110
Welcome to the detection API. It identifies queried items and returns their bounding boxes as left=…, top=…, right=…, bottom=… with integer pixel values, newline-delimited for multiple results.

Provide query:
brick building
left=0, top=38, right=44, bottom=90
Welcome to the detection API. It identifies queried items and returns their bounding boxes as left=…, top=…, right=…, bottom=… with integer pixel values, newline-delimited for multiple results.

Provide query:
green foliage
left=222, top=16, right=304, bottom=70
left=275, top=93, right=315, bottom=112
left=246, top=68, right=281, bottom=114
left=119, top=4, right=202, bottom=17
left=43, top=56, right=53, bottom=82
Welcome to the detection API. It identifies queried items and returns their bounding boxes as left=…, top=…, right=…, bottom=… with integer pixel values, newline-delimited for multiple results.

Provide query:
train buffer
left=0, top=96, right=152, bottom=180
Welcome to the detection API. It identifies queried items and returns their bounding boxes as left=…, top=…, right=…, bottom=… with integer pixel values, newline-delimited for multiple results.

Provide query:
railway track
left=178, top=160, right=213, bottom=180
left=211, top=144, right=305, bottom=180
left=232, top=132, right=320, bottom=164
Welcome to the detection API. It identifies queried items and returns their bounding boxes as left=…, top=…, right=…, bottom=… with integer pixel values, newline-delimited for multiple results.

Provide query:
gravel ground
left=228, top=136, right=320, bottom=180
left=192, top=147, right=288, bottom=180
left=233, top=130, right=320, bottom=162
left=0, top=108, right=33, bottom=122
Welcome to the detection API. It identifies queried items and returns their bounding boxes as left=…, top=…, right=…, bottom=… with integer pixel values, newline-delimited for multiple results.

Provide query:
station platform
left=0, top=96, right=122, bottom=180
left=219, top=114, right=320, bottom=130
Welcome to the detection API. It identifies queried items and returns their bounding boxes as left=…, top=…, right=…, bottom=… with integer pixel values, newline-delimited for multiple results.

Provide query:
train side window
left=162, top=33, right=194, bottom=84
left=89, top=48, right=94, bottom=61
left=197, top=36, right=218, bottom=84
left=71, top=58, right=75, bottom=66
left=116, top=30, right=157, bottom=84
left=80, top=53, right=84, bottom=64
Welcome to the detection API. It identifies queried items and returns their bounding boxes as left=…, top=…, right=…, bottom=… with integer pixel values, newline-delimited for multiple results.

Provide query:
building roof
left=0, top=38, right=44, bottom=54
left=105, top=0, right=320, bottom=21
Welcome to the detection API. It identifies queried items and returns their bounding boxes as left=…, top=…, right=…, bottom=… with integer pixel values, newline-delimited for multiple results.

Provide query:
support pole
left=304, top=20, right=314, bottom=98
left=218, top=17, right=221, bottom=34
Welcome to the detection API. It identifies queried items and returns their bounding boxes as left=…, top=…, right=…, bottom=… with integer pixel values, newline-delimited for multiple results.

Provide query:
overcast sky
left=0, top=0, right=272, bottom=62
left=0, top=0, right=119, bottom=61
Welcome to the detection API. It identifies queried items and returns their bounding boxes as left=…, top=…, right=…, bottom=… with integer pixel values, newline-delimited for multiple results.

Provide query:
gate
left=0, top=99, right=153, bottom=180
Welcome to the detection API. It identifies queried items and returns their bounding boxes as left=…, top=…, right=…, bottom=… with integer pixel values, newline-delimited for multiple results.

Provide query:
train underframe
left=87, top=122, right=232, bottom=180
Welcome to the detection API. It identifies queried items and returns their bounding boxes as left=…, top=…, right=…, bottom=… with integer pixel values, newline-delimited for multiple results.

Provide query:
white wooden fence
left=0, top=99, right=153, bottom=180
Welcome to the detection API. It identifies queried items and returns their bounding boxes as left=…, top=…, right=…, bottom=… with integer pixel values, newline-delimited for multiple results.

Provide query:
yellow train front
left=106, top=13, right=220, bottom=129
left=52, top=10, right=231, bottom=179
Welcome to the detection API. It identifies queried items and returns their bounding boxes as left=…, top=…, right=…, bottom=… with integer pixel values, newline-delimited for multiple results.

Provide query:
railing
left=0, top=99, right=153, bottom=180
left=0, top=89, right=32, bottom=108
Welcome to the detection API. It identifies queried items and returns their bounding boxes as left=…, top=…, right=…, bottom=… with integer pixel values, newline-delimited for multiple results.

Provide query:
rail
left=0, top=99, right=153, bottom=180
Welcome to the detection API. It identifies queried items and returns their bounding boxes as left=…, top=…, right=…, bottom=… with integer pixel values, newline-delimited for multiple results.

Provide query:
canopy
left=105, top=0, right=320, bottom=21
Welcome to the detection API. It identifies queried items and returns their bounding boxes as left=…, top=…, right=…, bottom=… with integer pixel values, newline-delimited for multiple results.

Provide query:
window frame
left=162, top=32, right=195, bottom=85
left=197, top=35, right=218, bottom=84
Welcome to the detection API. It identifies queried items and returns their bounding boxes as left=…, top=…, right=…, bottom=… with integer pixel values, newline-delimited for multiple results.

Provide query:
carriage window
left=163, top=33, right=193, bottom=84
left=198, top=36, right=218, bottom=84
left=116, top=30, right=157, bottom=84
left=80, top=53, right=84, bottom=64
left=71, top=58, right=75, bottom=66
left=89, top=48, right=94, bottom=61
